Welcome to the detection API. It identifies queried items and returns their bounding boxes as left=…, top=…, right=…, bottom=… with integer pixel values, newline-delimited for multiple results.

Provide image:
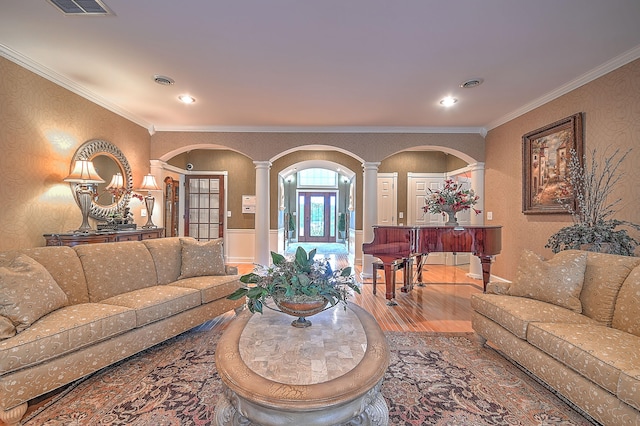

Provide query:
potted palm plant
left=546, top=148, right=640, bottom=256
left=228, top=246, right=360, bottom=327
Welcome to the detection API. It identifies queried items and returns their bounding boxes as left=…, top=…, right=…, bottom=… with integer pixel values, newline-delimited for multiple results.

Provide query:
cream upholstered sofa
left=472, top=249, right=640, bottom=426
left=0, top=236, right=244, bottom=426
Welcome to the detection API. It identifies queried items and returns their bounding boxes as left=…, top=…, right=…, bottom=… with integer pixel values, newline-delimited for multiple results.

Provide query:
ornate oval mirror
left=69, top=139, right=133, bottom=221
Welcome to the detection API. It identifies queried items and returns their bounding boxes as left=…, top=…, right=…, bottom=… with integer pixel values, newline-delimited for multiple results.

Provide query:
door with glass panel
left=298, top=192, right=335, bottom=243
left=185, top=175, right=224, bottom=241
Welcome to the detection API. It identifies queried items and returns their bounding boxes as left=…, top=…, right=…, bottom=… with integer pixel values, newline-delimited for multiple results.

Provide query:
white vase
left=441, top=206, right=458, bottom=226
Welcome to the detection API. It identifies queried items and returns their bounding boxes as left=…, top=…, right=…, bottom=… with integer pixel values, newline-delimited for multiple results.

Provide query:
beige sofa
left=0, top=237, right=244, bottom=426
left=472, top=249, right=640, bottom=426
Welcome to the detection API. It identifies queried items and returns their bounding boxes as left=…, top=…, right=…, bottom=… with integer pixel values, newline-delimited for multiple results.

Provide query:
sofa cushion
left=75, top=242, right=158, bottom=302
left=0, top=316, right=15, bottom=340
left=471, top=294, right=597, bottom=339
left=20, top=246, right=90, bottom=304
left=612, top=266, right=640, bottom=336
left=527, top=322, right=640, bottom=396
left=0, top=303, right=136, bottom=375
left=143, top=237, right=182, bottom=285
left=0, top=253, right=68, bottom=334
left=581, top=252, right=640, bottom=326
left=178, top=238, right=226, bottom=279
left=100, top=286, right=201, bottom=327
left=618, top=369, right=640, bottom=411
left=507, top=249, right=587, bottom=313
left=170, top=275, right=242, bottom=304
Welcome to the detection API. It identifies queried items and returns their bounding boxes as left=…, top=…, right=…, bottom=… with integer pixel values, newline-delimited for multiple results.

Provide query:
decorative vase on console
left=423, top=179, right=481, bottom=226
left=227, top=246, right=360, bottom=328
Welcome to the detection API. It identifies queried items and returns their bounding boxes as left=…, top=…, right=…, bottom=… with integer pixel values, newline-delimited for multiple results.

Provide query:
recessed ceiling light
left=460, top=78, right=484, bottom=89
left=153, top=75, right=175, bottom=85
left=178, top=95, right=196, bottom=104
left=440, top=96, right=458, bottom=107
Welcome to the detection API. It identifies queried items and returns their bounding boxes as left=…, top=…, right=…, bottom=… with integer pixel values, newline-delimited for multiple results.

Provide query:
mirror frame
left=69, top=139, right=133, bottom=221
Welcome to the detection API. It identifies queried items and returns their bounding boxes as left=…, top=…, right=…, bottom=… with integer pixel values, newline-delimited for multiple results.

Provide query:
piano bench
left=372, top=258, right=413, bottom=297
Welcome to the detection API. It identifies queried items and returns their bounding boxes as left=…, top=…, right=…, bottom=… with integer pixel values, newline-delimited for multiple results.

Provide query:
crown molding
left=0, top=44, right=151, bottom=130
left=486, top=44, right=640, bottom=131
left=152, top=125, right=488, bottom=135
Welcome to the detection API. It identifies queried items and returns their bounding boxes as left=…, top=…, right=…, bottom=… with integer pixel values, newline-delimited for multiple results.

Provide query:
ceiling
left=2, top=1, right=640, bottom=134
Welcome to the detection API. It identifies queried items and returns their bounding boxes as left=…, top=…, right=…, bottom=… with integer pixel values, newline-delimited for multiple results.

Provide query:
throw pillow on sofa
left=507, top=249, right=587, bottom=313
left=0, top=253, right=68, bottom=334
left=179, top=238, right=226, bottom=279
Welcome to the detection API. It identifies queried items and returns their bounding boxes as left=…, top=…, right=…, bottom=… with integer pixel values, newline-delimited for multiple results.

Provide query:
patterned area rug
left=24, top=327, right=592, bottom=425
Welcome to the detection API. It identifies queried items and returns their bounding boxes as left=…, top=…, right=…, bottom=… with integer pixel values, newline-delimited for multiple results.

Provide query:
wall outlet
left=399, top=212, right=404, bottom=219
left=227, top=210, right=232, bottom=217
left=141, top=209, right=147, bottom=217
left=487, top=211, right=493, bottom=220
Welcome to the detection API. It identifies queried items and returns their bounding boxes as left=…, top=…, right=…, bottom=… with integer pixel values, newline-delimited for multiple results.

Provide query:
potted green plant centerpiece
left=228, top=246, right=360, bottom=327
left=546, top=148, right=640, bottom=256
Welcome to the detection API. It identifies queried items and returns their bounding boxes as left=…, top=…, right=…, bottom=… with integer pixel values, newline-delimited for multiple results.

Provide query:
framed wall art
left=522, top=113, right=584, bottom=214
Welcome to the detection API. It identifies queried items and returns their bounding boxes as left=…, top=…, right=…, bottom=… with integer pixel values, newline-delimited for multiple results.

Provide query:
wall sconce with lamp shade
left=63, top=160, right=105, bottom=232
left=137, top=174, right=161, bottom=229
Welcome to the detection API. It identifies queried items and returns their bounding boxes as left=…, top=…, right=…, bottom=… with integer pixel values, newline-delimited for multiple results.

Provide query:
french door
left=184, top=175, right=224, bottom=241
left=298, top=192, right=336, bottom=243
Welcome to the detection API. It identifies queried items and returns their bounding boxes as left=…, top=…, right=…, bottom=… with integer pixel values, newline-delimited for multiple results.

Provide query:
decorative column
left=467, top=162, right=485, bottom=280
left=254, top=161, right=272, bottom=266
left=361, top=162, right=380, bottom=279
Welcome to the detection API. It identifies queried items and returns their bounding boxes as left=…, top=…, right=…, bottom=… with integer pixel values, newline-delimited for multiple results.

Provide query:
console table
left=43, top=228, right=164, bottom=247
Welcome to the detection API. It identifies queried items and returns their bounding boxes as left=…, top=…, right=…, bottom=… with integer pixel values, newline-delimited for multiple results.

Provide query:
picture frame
left=522, top=113, right=584, bottom=214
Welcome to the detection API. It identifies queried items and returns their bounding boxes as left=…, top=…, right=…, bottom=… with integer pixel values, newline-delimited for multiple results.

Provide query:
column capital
left=362, top=162, right=381, bottom=171
left=253, top=161, right=272, bottom=170
left=467, top=162, right=485, bottom=171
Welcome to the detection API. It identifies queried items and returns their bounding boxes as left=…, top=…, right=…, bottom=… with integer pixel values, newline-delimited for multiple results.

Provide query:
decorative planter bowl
left=273, top=297, right=328, bottom=328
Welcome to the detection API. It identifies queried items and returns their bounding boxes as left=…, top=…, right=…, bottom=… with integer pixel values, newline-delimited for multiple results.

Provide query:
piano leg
left=383, top=263, right=397, bottom=306
left=478, top=255, right=493, bottom=293
left=415, top=254, right=425, bottom=287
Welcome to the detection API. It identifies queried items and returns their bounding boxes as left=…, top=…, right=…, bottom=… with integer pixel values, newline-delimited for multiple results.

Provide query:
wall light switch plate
left=399, top=212, right=404, bottom=219
left=141, top=209, right=147, bottom=217
left=227, top=211, right=232, bottom=217
left=487, top=211, right=493, bottom=220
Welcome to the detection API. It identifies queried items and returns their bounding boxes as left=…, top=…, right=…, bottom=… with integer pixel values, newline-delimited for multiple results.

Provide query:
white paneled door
left=377, top=173, right=397, bottom=226
left=407, top=173, right=446, bottom=264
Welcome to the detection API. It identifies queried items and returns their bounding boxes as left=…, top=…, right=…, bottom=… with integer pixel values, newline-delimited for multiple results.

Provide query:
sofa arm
left=485, top=281, right=511, bottom=295
left=225, top=265, right=239, bottom=275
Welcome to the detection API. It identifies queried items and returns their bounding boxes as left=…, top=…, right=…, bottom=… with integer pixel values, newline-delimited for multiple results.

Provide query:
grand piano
left=363, top=225, right=502, bottom=304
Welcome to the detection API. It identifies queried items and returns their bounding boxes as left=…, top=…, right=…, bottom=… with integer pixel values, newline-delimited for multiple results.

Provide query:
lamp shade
left=138, top=174, right=160, bottom=191
left=63, top=160, right=105, bottom=184
left=105, top=172, right=125, bottom=190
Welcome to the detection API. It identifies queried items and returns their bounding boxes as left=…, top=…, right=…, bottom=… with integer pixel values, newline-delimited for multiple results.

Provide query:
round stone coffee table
left=214, top=303, right=390, bottom=426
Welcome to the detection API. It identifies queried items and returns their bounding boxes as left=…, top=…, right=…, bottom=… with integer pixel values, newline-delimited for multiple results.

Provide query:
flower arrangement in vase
left=228, top=246, right=360, bottom=327
left=423, top=179, right=481, bottom=225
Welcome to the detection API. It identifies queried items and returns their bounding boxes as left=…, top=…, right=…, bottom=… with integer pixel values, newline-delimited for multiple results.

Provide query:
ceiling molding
left=486, top=44, right=640, bottom=131
left=152, top=125, right=488, bottom=135
left=0, top=44, right=150, bottom=130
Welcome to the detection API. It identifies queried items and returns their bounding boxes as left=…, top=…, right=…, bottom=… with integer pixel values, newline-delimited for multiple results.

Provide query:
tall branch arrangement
left=565, top=148, right=628, bottom=226
left=547, top=147, right=640, bottom=255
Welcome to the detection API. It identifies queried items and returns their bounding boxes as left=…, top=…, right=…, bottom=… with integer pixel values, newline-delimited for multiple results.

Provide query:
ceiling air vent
left=47, top=0, right=114, bottom=16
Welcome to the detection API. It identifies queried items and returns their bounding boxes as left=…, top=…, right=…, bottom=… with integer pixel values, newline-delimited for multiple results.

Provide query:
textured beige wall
left=151, top=131, right=485, bottom=164
left=0, top=57, right=151, bottom=250
left=486, top=58, right=640, bottom=281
